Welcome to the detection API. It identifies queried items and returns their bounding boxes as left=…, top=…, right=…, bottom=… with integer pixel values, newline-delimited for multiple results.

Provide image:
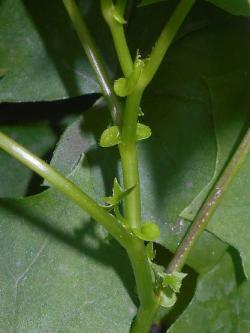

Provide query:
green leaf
left=162, top=272, right=187, bottom=293
left=0, top=124, right=56, bottom=198
left=160, top=288, right=177, bottom=308
left=169, top=252, right=249, bottom=332
left=0, top=0, right=116, bottom=102
left=102, top=177, right=134, bottom=207
left=139, top=0, right=250, bottom=17
left=206, top=0, right=250, bottom=16
left=48, top=6, right=250, bottom=275
left=208, top=147, right=250, bottom=278
left=100, top=126, right=121, bottom=147
left=0, top=157, right=136, bottom=331
left=136, top=123, right=152, bottom=141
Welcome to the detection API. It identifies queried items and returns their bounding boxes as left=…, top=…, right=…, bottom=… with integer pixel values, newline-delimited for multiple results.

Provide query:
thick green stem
left=62, top=0, right=122, bottom=125
left=127, top=239, right=159, bottom=333
left=166, top=128, right=250, bottom=273
left=101, top=0, right=133, bottom=77
left=139, top=0, right=196, bottom=89
left=119, top=89, right=143, bottom=229
left=0, top=131, right=131, bottom=248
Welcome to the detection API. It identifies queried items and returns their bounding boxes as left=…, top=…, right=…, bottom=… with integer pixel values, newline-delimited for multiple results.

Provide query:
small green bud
left=159, top=288, right=177, bottom=308
left=102, top=178, right=135, bottom=208
left=114, top=78, right=129, bottom=97
left=114, top=51, right=145, bottom=97
left=133, top=221, right=160, bottom=241
left=100, top=126, right=121, bottom=147
left=162, top=271, right=187, bottom=293
left=136, top=123, right=151, bottom=141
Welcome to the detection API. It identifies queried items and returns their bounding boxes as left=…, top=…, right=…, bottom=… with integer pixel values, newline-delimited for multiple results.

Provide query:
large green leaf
left=169, top=251, right=250, bottom=332
left=0, top=0, right=115, bottom=102
left=0, top=123, right=56, bottom=197
left=47, top=10, right=250, bottom=274
left=206, top=0, right=250, bottom=16
left=0, top=158, right=136, bottom=332
left=139, top=0, right=250, bottom=17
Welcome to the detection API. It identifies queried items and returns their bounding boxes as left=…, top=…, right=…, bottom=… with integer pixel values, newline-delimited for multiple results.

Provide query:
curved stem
left=166, top=128, right=250, bottom=273
left=0, top=131, right=132, bottom=248
left=62, top=0, right=122, bottom=125
left=119, top=89, right=143, bottom=229
left=139, top=0, right=195, bottom=89
left=101, top=0, right=133, bottom=77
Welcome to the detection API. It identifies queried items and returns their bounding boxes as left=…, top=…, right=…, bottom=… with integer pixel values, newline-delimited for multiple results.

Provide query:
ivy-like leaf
left=206, top=0, right=250, bottom=17
left=0, top=0, right=116, bottom=102
left=169, top=252, right=248, bottom=332
left=0, top=124, right=56, bottom=198
left=100, top=126, right=121, bottom=147
left=0, top=157, right=136, bottom=331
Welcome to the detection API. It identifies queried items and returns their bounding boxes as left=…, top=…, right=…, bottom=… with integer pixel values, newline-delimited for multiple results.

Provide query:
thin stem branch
left=139, top=0, right=196, bottom=89
left=62, top=0, right=122, bottom=125
left=0, top=131, right=132, bottom=248
left=166, top=128, right=250, bottom=273
left=119, top=89, right=143, bottom=229
left=101, top=0, right=133, bottom=77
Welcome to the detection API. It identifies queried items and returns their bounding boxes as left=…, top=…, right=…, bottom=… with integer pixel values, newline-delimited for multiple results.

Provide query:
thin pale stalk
left=166, top=128, right=250, bottom=273
left=0, top=131, right=132, bottom=248
left=62, top=0, right=122, bottom=124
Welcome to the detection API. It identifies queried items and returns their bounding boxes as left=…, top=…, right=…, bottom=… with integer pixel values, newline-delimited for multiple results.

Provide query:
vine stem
left=62, top=0, right=122, bottom=125
left=127, top=239, right=160, bottom=333
left=119, top=89, right=143, bottom=229
left=166, top=128, right=250, bottom=273
left=0, top=131, right=132, bottom=248
left=99, top=1, right=197, bottom=331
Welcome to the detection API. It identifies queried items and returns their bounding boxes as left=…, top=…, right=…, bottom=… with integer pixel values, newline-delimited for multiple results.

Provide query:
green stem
left=101, top=0, right=133, bottom=77
left=139, top=0, right=196, bottom=89
left=62, top=0, right=122, bottom=125
left=119, top=89, right=143, bottom=229
left=166, top=128, right=250, bottom=273
left=127, top=239, right=159, bottom=333
left=0, top=131, right=132, bottom=248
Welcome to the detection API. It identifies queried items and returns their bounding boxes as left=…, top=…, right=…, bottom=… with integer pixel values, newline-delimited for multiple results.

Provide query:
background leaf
left=0, top=123, right=56, bottom=198
left=169, top=251, right=250, bottom=332
left=0, top=158, right=136, bottom=332
left=139, top=0, right=250, bottom=17
left=43, top=4, right=250, bottom=275
left=0, top=0, right=115, bottom=102
left=206, top=0, right=250, bottom=17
